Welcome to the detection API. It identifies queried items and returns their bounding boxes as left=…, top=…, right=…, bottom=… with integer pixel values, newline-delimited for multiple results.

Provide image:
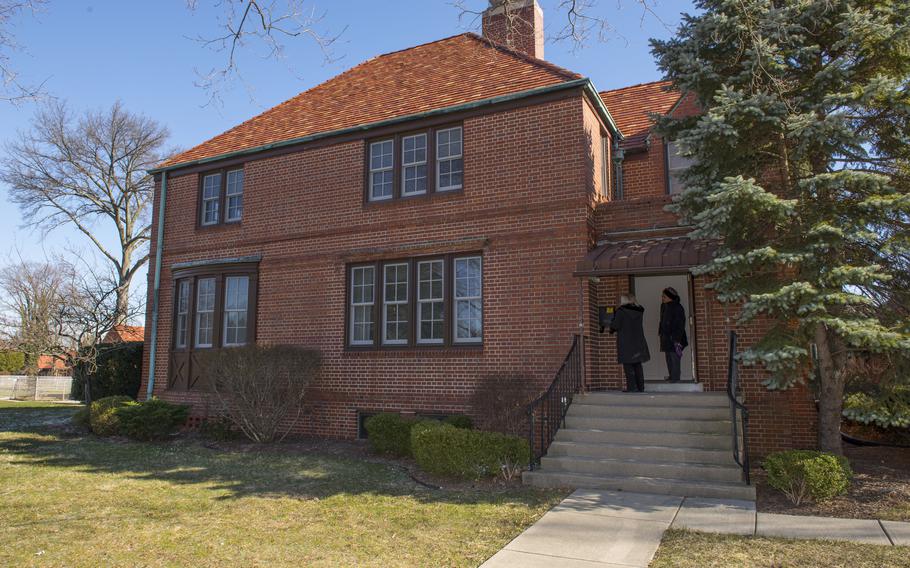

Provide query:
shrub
left=72, top=342, right=143, bottom=401
left=89, top=395, right=133, bottom=436
left=200, top=416, right=242, bottom=441
left=197, top=344, right=322, bottom=443
left=470, top=374, right=537, bottom=435
left=412, top=422, right=531, bottom=480
left=443, top=415, right=473, bottom=429
left=0, top=351, right=25, bottom=374
left=114, top=398, right=190, bottom=441
left=71, top=406, right=90, bottom=429
left=364, top=413, right=428, bottom=457
left=764, top=450, right=853, bottom=505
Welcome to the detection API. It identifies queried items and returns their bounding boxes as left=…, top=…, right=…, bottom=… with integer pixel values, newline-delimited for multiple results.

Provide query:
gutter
left=145, top=170, right=167, bottom=400
left=150, top=78, right=623, bottom=175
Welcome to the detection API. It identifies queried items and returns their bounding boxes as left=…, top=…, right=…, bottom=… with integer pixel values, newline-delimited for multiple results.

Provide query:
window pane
left=369, top=140, right=394, bottom=201
left=667, top=141, right=694, bottom=194
left=225, top=170, right=244, bottom=221
left=201, top=174, right=222, bottom=225
left=418, top=260, right=444, bottom=343
left=194, top=278, right=215, bottom=348
left=175, top=280, right=190, bottom=348
left=454, top=257, right=482, bottom=342
left=382, top=263, right=409, bottom=344
left=351, top=266, right=375, bottom=345
left=223, top=276, right=249, bottom=346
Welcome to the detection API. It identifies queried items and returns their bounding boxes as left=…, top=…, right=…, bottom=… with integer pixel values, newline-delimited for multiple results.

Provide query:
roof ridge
left=600, top=79, right=675, bottom=95
left=463, top=32, right=583, bottom=81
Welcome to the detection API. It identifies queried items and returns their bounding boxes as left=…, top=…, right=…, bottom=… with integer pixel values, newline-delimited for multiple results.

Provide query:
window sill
left=342, top=343, right=484, bottom=356
left=364, top=188, right=465, bottom=208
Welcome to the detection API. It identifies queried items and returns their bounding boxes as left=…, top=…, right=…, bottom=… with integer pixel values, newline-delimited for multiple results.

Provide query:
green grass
left=651, top=529, right=910, bottom=568
left=0, top=402, right=564, bottom=567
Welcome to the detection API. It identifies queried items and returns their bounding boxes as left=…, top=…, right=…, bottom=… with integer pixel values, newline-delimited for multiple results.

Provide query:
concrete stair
left=523, top=391, right=755, bottom=501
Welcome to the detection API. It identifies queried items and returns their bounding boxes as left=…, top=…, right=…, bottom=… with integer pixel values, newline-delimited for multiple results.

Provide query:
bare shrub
left=470, top=374, right=539, bottom=436
left=198, top=344, right=321, bottom=443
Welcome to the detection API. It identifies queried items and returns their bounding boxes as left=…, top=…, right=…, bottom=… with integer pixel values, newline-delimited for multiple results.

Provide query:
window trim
left=197, top=166, right=245, bottom=228
left=436, top=126, right=464, bottom=192
left=665, top=140, right=693, bottom=195
left=381, top=262, right=410, bottom=346
left=401, top=133, right=428, bottom=197
left=364, top=123, right=464, bottom=204
left=169, top=262, right=259, bottom=391
left=349, top=265, right=377, bottom=346
left=453, top=256, right=483, bottom=344
left=368, top=139, right=395, bottom=202
left=224, top=169, right=245, bottom=223
left=345, top=253, right=483, bottom=350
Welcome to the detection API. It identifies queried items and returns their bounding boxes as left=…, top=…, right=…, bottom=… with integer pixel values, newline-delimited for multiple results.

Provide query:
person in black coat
left=659, top=287, right=688, bottom=382
left=609, top=295, right=650, bottom=392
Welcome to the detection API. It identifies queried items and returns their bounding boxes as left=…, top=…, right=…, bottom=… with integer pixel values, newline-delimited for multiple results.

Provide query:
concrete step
left=565, top=415, right=731, bottom=434
left=568, top=403, right=729, bottom=421
left=642, top=381, right=704, bottom=392
left=540, top=455, right=744, bottom=483
left=546, top=440, right=735, bottom=465
left=556, top=428, right=733, bottom=450
left=523, top=470, right=756, bottom=501
left=577, top=392, right=728, bottom=407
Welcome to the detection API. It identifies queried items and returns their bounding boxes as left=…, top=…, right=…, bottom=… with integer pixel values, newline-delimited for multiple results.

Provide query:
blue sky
left=0, top=0, right=694, bottom=320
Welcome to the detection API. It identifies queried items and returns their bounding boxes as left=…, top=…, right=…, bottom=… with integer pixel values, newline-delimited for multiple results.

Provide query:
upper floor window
left=436, top=127, right=463, bottom=192
left=369, top=140, right=394, bottom=201
left=666, top=141, right=694, bottom=195
left=347, top=253, right=482, bottom=349
left=366, top=125, right=464, bottom=202
left=199, top=167, right=244, bottom=226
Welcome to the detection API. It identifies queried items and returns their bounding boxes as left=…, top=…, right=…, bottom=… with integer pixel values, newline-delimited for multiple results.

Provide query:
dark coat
left=659, top=300, right=689, bottom=352
left=609, top=303, right=651, bottom=364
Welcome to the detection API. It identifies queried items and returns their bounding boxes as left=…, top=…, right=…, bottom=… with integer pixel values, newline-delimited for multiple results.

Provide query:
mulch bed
left=755, top=443, right=910, bottom=521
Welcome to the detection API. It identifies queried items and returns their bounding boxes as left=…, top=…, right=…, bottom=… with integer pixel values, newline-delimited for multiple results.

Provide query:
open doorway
left=632, top=274, right=695, bottom=382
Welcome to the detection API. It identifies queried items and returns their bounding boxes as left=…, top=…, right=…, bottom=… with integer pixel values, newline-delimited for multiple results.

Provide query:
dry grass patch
left=0, top=402, right=565, bottom=567
left=651, top=529, right=909, bottom=568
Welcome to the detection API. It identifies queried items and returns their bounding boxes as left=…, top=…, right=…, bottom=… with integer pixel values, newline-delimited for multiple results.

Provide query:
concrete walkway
left=480, top=489, right=910, bottom=567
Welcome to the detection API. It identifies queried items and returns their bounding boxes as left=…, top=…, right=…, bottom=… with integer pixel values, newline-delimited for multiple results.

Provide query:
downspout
left=612, top=142, right=625, bottom=200
left=145, top=170, right=167, bottom=400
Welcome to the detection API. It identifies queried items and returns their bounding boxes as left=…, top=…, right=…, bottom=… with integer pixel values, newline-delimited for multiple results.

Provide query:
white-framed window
left=401, top=133, right=428, bottom=196
left=194, top=277, right=216, bottom=348
left=225, top=169, right=244, bottom=222
left=436, top=127, right=463, bottom=191
left=382, top=263, right=409, bottom=345
left=454, top=256, right=483, bottom=343
left=175, top=280, right=190, bottom=349
left=667, top=140, right=695, bottom=195
left=350, top=266, right=376, bottom=345
left=417, top=260, right=444, bottom=344
left=222, top=276, right=249, bottom=346
left=201, top=173, right=221, bottom=225
left=369, top=140, right=394, bottom=201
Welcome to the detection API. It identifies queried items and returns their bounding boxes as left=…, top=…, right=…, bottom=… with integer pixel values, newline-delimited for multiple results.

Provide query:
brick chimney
left=482, top=0, right=544, bottom=60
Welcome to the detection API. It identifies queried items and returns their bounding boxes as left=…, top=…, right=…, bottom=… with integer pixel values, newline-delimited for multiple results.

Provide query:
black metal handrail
left=527, top=335, right=584, bottom=470
left=726, top=331, right=751, bottom=485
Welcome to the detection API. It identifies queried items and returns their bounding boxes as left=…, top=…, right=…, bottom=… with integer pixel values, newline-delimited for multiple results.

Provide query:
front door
left=632, top=274, right=694, bottom=381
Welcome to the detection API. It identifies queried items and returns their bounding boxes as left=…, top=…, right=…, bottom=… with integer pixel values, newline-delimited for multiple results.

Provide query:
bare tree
left=455, top=0, right=664, bottom=52
left=0, top=0, right=46, bottom=104
left=0, top=258, right=68, bottom=375
left=186, top=0, right=343, bottom=106
left=50, top=260, right=142, bottom=404
left=1, top=101, right=170, bottom=323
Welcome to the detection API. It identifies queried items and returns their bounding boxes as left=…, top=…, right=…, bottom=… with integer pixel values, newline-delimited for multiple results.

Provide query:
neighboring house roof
left=599, top=80, right=681, bottom=150
left=36, top=354, right=69, bottom=372
left=102, top=325, right=145, bottom=344
left=160, top=33, right=585, bottom=169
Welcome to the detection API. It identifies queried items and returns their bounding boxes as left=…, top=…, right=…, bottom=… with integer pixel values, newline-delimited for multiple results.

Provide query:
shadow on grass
left=0, top=405, right=563, bottom=509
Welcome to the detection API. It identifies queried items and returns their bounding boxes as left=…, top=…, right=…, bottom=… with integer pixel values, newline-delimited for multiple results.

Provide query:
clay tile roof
left=102, top=325, right=146, bottom=344
left=599, top=80, right=681, bottom=150
left=576, top=236, right=717, bottom=276
left=160, top=33, right=583, bottom=169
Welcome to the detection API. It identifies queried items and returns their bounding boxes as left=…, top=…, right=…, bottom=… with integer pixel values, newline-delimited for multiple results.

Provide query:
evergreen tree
left=651, top=0, right=910, bottom=454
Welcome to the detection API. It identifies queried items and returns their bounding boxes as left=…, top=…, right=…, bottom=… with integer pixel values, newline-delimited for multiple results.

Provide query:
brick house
left=141, top=0, right=817, bottom=492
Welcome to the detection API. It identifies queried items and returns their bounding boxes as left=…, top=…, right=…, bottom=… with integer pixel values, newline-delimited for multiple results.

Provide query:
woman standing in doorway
left=659, top=287, right=688, bottom=383
left=609, top=295, right=650, bottom=392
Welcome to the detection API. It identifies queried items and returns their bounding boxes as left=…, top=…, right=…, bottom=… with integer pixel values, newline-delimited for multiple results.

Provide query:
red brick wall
left=142, top=94, right=600, bottom=438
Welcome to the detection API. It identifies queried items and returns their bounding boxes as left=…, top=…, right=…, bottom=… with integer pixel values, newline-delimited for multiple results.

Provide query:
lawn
left=0, top=401, right=565, bottom=567
left=651, top=529, right=910, bottom=568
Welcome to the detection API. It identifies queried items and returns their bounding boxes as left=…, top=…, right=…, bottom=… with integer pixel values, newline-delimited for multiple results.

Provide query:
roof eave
left=151, top=78, right=620, bottom=175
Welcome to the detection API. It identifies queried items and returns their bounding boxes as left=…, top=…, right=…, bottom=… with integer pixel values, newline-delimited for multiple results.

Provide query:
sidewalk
left=480, top=489, right=910, bottom=567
